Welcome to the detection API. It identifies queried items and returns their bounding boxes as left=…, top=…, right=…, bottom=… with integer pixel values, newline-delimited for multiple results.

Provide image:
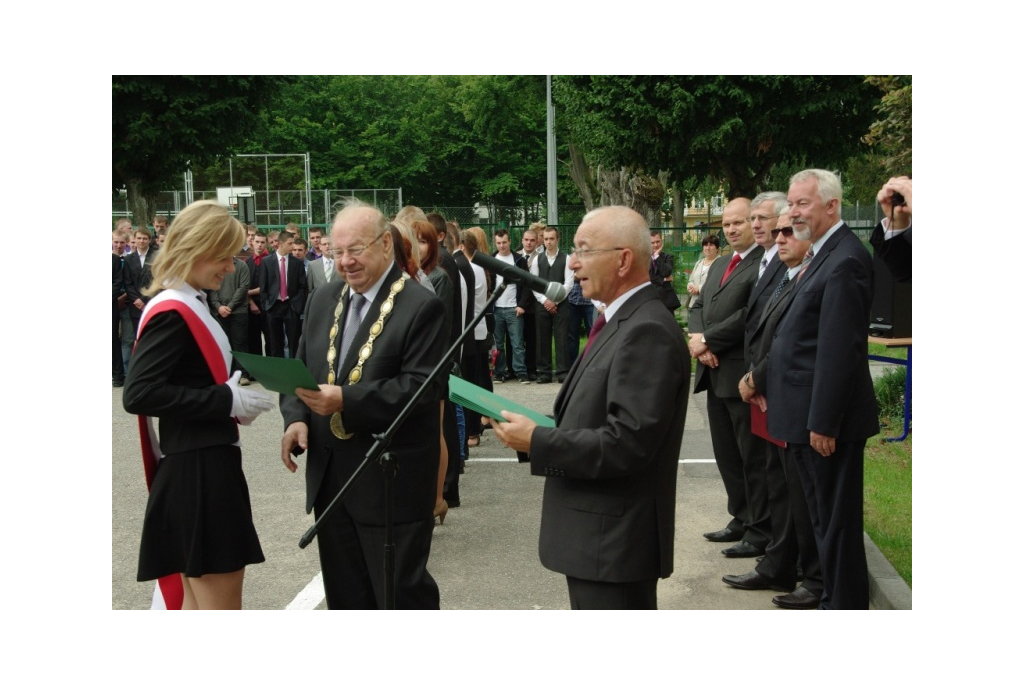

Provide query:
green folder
left=448, top=374, right=556, bottom=428
left=231, top=351, right=319, bottom=395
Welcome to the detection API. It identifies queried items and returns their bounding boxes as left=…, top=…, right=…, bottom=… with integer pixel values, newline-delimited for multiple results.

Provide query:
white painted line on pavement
left=463, top=457, right=718, bottom=464
left=286, top=571, right=325, bottom=610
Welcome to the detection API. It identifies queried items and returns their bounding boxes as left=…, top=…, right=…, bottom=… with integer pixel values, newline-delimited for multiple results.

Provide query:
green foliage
left=863, top=76, right=912, bottom=175
left=112, top=76, right=291, bottom=193
left=554, top=76, right=879, bottom=198
left=874, top=365, right=908, bottom=424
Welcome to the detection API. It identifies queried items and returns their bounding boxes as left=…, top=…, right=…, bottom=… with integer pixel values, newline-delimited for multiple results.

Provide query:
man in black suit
left=280, top=200, right=446, bottom=609
left=729, top=211, right=825, bottom=609
left=688, top=198, right=770, bottom=559
left=258, top=230, right=307, bottom=358
left=870, top=176, right=912, bottom=282
left=494, top=206, right=690, bottom=610
left=518, top=226, right=541, bottom=380
left=649, top=230, right=681, bottom=312
left=123, top=227, right=158, bottom=331
left=767, top=169, right=879, bottom=610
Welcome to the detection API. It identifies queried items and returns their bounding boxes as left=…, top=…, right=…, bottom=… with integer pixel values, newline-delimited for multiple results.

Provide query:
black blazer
left=649, top=252, right=681, bottom=311
left=529, top=286, right=690, bottom=583
left=258, top=252, right=308, bottom=314
left=123, top=250, right=157, bottom=320
left=743, top=253, right=786, bottom=369
left=280, top=265, right=447, bottom=520
left=766, top=225, right=879, bottom=443
left=688, top=245, right=764, bottom=398
left=869, top=222, right=912, bottom=282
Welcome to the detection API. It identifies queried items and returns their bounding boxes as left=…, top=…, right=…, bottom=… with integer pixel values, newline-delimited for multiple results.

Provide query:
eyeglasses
left=570, top=247, right=626, bottom=260
left=335, top=231, right=386, bottom=259
left=750, top=214, right=778, bottom=223
left=770, top=227, right=795, bottom=239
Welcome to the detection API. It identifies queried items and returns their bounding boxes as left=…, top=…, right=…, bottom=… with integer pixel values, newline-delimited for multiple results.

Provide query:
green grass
left=869, top=342, right=908, bottom=360
left=864, top=431, right=912, bottom=587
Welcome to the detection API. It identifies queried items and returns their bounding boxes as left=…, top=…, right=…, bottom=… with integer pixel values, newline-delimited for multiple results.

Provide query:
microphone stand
left=298, top=282, right=509, bottom=609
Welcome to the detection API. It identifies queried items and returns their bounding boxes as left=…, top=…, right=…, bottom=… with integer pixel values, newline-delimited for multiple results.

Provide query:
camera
left=891, top=191, right=906, bottom=208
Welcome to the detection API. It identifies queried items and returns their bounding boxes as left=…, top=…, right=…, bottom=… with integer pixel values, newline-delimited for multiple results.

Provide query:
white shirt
left=493, top=252, right=519, bottom=308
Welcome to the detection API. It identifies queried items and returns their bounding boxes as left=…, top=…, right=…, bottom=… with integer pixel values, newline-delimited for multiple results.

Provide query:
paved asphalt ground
left=111, top=362, right=910, bottom=610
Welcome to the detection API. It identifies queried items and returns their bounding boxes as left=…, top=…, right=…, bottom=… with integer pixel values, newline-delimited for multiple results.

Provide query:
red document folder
left=751, top=403, right=786, bottom=448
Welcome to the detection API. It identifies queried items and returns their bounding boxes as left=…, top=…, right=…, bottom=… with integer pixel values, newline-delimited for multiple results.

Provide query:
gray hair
left=751, top=191, right=788, bottom=216
left=790, top=169, right=843, bottom=205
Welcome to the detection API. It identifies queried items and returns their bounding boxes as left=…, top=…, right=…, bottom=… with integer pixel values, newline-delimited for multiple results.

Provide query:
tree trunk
left=596, top=167, right=665, bottom=226
left=126, top=179, right=152, bottom=228
left=671, top=185, right=685, bottom=228
left=567, top=141, right=597, bottom=213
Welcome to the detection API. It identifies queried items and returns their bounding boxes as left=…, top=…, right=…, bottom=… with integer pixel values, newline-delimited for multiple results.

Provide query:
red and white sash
left=134, top=287, right=231, bottom=609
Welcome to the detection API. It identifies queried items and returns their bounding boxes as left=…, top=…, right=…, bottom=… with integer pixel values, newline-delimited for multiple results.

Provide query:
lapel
left=715, top=245, right=763, bottom=297
left=758, top=273, right=796, bottom=329
left=790, top=223, right=848, bottom=297
left=749, top=253, right=783, bottom=307
left=556, top=287, right=658, bottom=420
left=338, top=264, right=401, bottom=377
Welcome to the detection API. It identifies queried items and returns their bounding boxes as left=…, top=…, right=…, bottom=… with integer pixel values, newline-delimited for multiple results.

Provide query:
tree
left=554, top=76, right=879, bottom=199
left=112, top=76, right=290, bottom=224
left=862, top=76, right=912, bottom=175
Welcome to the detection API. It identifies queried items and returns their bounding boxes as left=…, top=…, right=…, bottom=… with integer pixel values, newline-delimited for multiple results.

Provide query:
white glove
left=226, top=370, right=275, bottom=425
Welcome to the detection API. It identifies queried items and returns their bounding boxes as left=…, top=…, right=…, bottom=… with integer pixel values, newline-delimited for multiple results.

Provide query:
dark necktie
left=767, top=272, right=790, bottom=309
left=720, top=253, right=741, bottom=285
left=339, top=293, right=365, bottom=365
left=582, top=313, right=607, bottom=358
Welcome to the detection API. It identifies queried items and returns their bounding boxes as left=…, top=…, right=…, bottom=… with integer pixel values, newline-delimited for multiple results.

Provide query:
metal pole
left=546, top=76, right=558, bottom=226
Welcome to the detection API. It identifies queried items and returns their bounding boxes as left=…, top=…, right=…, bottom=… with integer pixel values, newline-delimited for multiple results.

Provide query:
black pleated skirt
left=137, top=444, right=264, bottom=581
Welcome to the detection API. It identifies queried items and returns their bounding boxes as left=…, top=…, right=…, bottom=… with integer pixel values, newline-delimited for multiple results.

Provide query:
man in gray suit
left=494, top=206, right=689, bottom=610
left=306, top=234, right=336, bottom=297
left=688, top=198, right=771, bottom=559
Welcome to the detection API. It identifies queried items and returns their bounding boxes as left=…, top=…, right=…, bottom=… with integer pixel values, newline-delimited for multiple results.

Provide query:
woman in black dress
left=124, top=200, right=274, bottom=609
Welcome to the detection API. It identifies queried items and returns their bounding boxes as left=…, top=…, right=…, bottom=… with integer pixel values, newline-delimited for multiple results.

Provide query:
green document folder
left=231, top=351, right=319, bottom=395
left=448, top=374, right=556, bottom=428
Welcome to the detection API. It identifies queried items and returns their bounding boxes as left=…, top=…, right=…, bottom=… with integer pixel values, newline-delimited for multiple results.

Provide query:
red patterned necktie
left=582, top=313, right=607, bottom=358
left=279, top=255, right=288, bottom=301
left=720, top=253, right=741, bottom=285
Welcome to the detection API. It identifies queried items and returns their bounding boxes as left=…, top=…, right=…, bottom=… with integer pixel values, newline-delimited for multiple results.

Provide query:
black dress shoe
left=536, top=377, right=552, bottom=384
left=704, top=528, right=744, bottom=543
left=721, top=540, right=765, bottom=558
left=722, top=571, right=794, bottom=593
left=772, top=585, right=821, bottom=610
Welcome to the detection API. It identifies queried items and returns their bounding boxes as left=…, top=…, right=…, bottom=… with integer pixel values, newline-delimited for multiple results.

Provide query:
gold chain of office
left=326, top=273, right=410, bottom=439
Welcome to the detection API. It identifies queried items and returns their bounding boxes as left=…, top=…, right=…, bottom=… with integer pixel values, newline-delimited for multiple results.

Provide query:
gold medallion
left=330, top=412, right=353, bottom=439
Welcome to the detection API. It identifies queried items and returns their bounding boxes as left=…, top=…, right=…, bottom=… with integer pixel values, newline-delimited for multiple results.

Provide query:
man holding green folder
left=494, top=206, right=690, bottom=610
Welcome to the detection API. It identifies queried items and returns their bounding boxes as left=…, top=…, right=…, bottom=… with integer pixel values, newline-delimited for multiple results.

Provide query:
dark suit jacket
left=688, top=245, right=764, bottom=397
left=491, top=250, right=533, bottom=309
left=280, top=265, right=446, bottom=520
left=649, top=252, right=681, bottom=310
left=748, top=270, right=797, bottom=393
left=767, top=225, right=879, bottom=443
left=869, top=222, right=911, bottom=282
left=529, top=285, right=690, bottom=583
left=306, top=256, right=336, bottom=297
left=743, top=253, right=786, bottom=369
left=123, top=249, right=157, bottom=321
left=258, top=252, right=308, bottom=314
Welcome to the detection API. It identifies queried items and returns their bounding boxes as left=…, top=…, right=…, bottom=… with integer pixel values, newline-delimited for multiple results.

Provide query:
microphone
left=471, top=251, right=567, bottom=303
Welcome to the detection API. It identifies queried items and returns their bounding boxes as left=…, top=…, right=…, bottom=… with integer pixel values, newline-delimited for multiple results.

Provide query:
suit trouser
left=121, top=309, right=136, bottom=376
left=522, top=310, right=537, bottom=377
left=217, top=314, right=249, bottom=376
left=790, top=440, right=868, bottom=609
left=246, top=310, right=265, bottom=361
left=442, top=395, right=461, bottom=505
left=755, top=442, right=822, bottom=594
left=112, top=300, right=124, bottom=381
left=566, top=576, right=658, bottom=610
left=313, top=455, right=440, bottom=610
left=535, top=305, right=569, bottom=380
left=566, top=302, right=595, bottom=369
left=265, top=300, right=300, bottom=359
left=705, top=383, right=771, bottom=548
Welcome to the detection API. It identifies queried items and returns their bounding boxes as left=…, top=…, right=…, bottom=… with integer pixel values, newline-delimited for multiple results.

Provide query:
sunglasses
left=770, top=227, right=795, bottom=239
